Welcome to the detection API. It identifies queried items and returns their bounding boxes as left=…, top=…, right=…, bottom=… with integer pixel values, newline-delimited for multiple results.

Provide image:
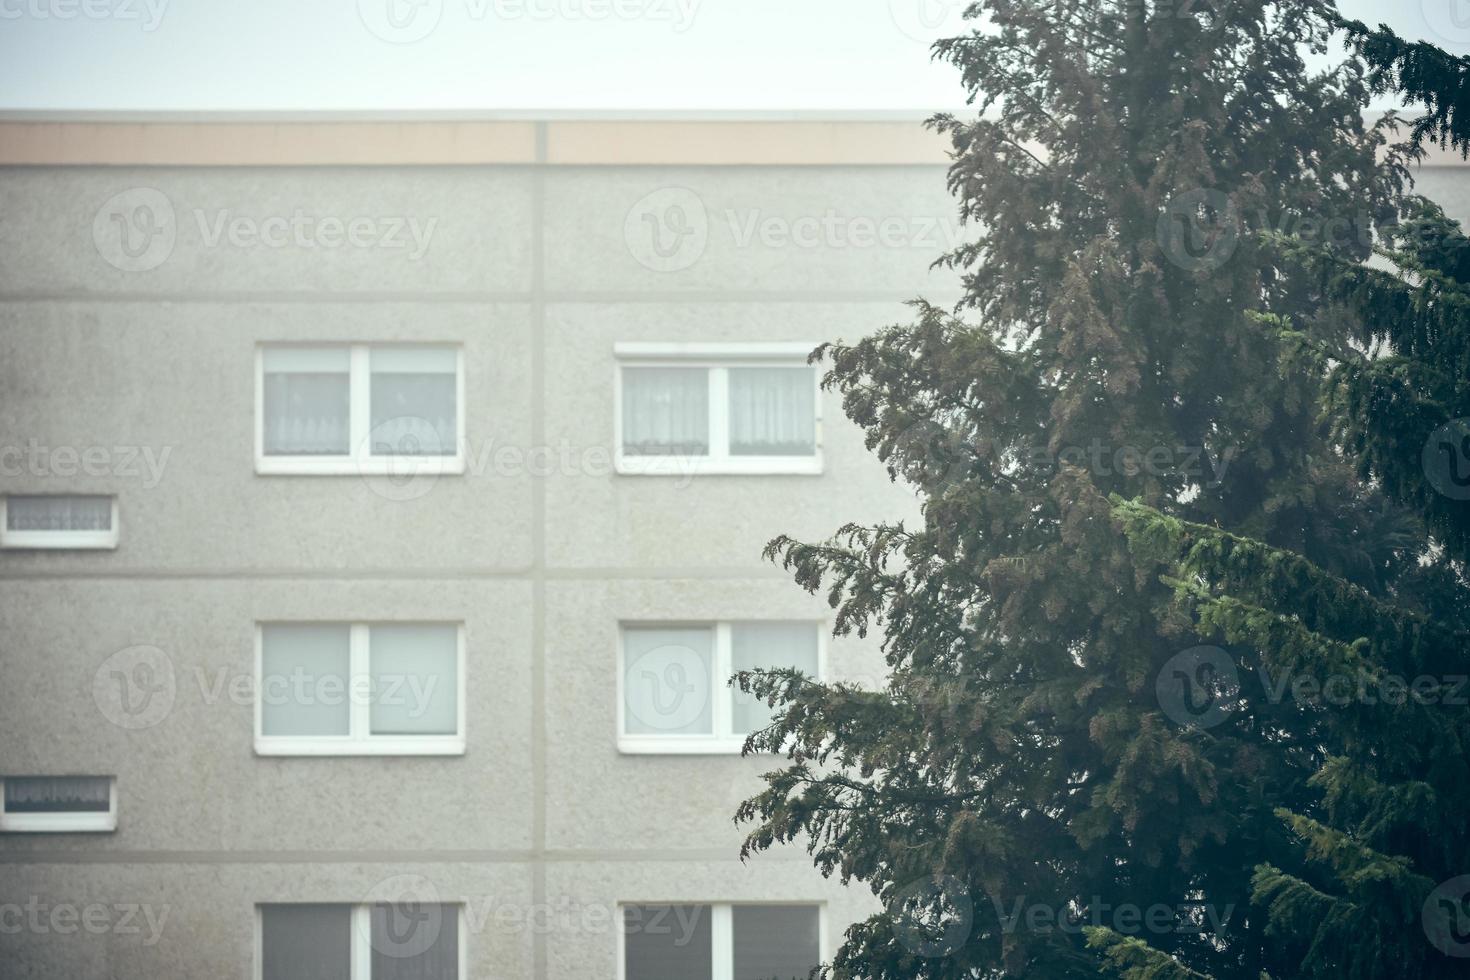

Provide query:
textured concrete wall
left=0, top=156, right=942, bottom=977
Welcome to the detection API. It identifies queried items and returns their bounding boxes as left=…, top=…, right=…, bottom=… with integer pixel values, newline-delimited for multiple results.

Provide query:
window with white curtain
left=618, top=621, right=820, bottom=754
left=621, top=904, right=821, bottom=980
left=0, top=494, right=118, bottom=550
left=0, top=776, right=117, bottom=832
left=615, top=343, right=821, bottom=475
left=259, top=903, right=462, bottom=980
left=255, top=623, right=463, bottom=756
left=257, top=345, right=463, bottom=475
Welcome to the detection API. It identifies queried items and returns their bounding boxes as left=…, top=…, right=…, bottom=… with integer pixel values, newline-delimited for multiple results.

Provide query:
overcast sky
left=0, top=0, right=1455, bottom=112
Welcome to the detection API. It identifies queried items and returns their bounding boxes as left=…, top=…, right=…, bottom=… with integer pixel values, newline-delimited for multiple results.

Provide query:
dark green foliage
left=730, top=2, right=1459, bottom=978
left=1339, top=17, right=1470, bottom=157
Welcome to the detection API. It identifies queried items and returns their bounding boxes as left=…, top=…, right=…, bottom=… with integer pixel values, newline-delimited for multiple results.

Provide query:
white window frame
left=0, top=495, right=119, bottom=550
left=254, top=903, right=467, bottom=980
left=0, top=776, right=117, bottom=833
left=615, top=902, right=826, bottom=980
left=253, top=622, right=467, bottom=757
left=254, top=344, right=466, bottom=476
left=613, top=342, right=823, bottom=476
left=616, top=621, right=825, bottom=755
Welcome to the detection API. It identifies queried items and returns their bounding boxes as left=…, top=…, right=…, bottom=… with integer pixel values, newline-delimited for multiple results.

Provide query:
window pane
left=370, top=347, right=458, bottom=457
left=730, top=623, right=819, bottom=736
left=733, top=905, right=821, bottom=980
left=260, top=624, right=351, bottom=737
left=5, top=495, right=112, bottom=532
left=728, top=367, right=815, bottom=456
left=622, top=367, right=710, bottom=456
left=372, top=903, right=459, bottom=980
left=624, top=905, right=712, bottom=980
left=3, top=777, right=111, bottom=813
left=262, top=347, right=350, bottom=456
left=261, top=905, right=351, bottom=980
left=622, top=627, right=714, bottom=736
left=369, top=625, right=459, bottom=736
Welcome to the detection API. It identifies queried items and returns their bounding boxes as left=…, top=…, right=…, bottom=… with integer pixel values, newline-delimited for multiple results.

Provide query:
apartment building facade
left=6, top=114, right=1468, bottom=980
left=0, top=114, right=957, bottom=979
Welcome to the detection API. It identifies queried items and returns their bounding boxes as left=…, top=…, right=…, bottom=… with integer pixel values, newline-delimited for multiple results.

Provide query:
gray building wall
left=0, top=131, right=954, bottom=978
left=4, top=119, right=1464, bottom=979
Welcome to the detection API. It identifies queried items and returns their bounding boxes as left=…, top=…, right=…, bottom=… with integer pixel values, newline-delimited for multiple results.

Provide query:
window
left=258, top=903, right=462, bottom=980
left=256, top=345, right=463, bottom=475
left=0, top=776, right=116, bottom=832
left=0, top=494, right=118, bottom=550
left=255, top=623, right=464, bottom=756
left=621, top=904, right=821, bottom=980
left=618, top=621, right=820, bottom=754
left=615, top=343, right=821, bottom=475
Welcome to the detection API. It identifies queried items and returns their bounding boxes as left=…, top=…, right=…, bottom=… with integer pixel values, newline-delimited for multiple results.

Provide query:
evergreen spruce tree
left=729, top=2, right=1437, bottom=977
left=1093, top=37, right=1470, bottom=980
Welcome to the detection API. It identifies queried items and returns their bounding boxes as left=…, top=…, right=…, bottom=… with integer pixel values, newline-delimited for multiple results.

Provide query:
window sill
left=615, top=456, right=823, bottom=477
left=255, top=456, right=466, bottom=477
left=254, top=736, right=466, bottom=757
left=0, top=530, right=119, bottom=550
left=0, top=813, right=117, bottom=833
left=618, top=735, right=753, bottom=755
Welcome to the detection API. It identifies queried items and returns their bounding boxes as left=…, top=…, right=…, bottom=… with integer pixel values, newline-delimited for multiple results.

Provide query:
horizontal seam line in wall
left=0, top=291, right=944, bottom=304
left=0, top=848, right=791, bottom=864
left=0, top=568, right=793, bottom=581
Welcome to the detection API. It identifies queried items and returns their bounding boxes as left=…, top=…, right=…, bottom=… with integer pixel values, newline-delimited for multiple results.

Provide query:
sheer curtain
left=622, top=627, right=714, bottom=735
left=260, top=624, right=351, bottom=737
left=729, top=623, right=819, bottom=735
left=622, top=367, right=709, bottom=455
left=733, top=906, right=821, bottom=980
left=728, top=367, right=815, bottom=456
left=5, top=495, right=112, bottom=531
left=370, top=347, right=458, bottom=456
left=371, top=904, right=459, bottom=980
left=261, top=905, right=351, bottom=980
left=369, top=625, right=458, bottom=736
left=4, top=776, right=111, bottom=812
left=262, top=348, right=350, bottom=456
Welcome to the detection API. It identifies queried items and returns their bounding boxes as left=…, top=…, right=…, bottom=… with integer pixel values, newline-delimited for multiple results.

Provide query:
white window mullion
left=350, top=624, right=371, bottom=745
left=708, top=367, right=730, bottom=462
left=711, top=903, right=734, bottom=980
left=349, top=345, right=371, bottom=460
left=713, top=623, right=733, bottom=739
left=351, top=904, right=372, bottom=980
